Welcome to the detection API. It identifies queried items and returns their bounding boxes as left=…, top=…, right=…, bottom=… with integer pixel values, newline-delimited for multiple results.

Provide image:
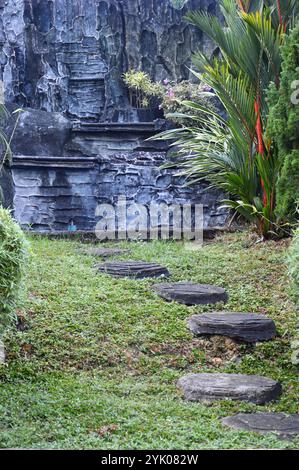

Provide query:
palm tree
left=157, top=0, right=297, bottom=237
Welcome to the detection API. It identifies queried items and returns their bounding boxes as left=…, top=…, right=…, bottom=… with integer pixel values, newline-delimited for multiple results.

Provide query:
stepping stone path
left=90, top=248, right=285, bottom=417
left=152, top=282, right=228, bottom=305
left=222, top=413, right=299, bottom=440
left=79, top=247, right=131, bottom=258
left=177, top=373, right=282, bottom=404
left=96, top=261, right=170, bottom=279
left=188, top=312, right=277, bottom=343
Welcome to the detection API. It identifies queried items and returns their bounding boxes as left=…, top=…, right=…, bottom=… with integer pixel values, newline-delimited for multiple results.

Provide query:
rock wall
left=1, top=0, right=219, bottom=121
left=12, top=151, right=226, bottom=233
left=1, top=0, right=228, bottom=234
left=10, top=110, right=227, bottom=233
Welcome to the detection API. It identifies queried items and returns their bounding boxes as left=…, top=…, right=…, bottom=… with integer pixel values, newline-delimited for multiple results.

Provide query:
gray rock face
left=79, top=248, right=131, bottom=258
left=11, top=141, right=227, bottom=233
left=188, top=312, right=277, bottom=343
left=0, top=0, right=220, bottom=120
left=177, top=373, right=282, bottom=404
left=96, top=261, right=171, bottom=279
left=221, top=413, right=299, bottom=440
left=10, top=109, right=72, bottom=157
left=1, top=1, right=229, bottom=234
left=152, top=282, right=228, bottom=305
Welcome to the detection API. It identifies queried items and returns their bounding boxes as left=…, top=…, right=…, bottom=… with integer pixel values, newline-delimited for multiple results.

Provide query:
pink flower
left=163, top=79, right=170, bottom=85
left=167, top=89, right=175, bottom=98
left=202, top=84, right=212, bottom=92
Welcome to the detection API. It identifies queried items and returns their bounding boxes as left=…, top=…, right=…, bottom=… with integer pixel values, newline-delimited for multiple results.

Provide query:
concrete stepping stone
left=222, top=413, right=299, bottom=440
left=79, top=247, right=131, bottom=258
left=177, top=373, right=282, bottom=404
left=96, top=261, right=170, bottom=279
left=188, top=312, right=277, bottom=343
left=152, top=282, right=228, bottom=305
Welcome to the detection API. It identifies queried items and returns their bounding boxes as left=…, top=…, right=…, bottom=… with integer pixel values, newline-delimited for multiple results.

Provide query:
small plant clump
left=123, top=70, right=163, bottom=109
left=123, top=71, right=217, bottom=125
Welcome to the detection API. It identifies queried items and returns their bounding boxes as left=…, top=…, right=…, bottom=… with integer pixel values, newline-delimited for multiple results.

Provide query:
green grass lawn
left=0, top=232, right=298, bottom=449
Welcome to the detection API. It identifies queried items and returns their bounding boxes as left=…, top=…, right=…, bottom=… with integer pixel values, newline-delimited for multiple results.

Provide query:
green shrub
left=0, top=207, right=28, bottom=335
left=288, top=228, right=299, bottom=364
left=267, top=22, right=299, bottom=224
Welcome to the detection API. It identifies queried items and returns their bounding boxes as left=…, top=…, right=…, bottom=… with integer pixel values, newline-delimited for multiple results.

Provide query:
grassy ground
left=0, top=231, right=298, bottom=449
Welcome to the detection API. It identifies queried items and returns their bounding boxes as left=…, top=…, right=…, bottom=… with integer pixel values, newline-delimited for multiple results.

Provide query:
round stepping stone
left=79, top=248, right=131, bottom=258
left=188, top=312, right=277, bottom=343
left=152, top=282, right=228, bottom=305
left=221, top=413, right=299, bottom=440
left=96, top=261, right=170, bottom=279
left=177, top=373, right=282, bottom=404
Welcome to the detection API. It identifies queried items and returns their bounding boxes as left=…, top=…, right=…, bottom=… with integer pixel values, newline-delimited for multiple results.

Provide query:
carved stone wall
left=12, top=152, right=226, bottom=233
left=10, top=110, right=227, bottom=232
left=1, top=0, right=219, bottom=121
left=1, top=0, right=228, bottom=233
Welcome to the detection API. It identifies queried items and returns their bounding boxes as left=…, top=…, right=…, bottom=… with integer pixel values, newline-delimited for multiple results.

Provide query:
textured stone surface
left=79, top=248, right=131, bottom=258
left=177, top=373, right=282, bottom=404
left=222, top=413, right=299, bottom=440
left=10, top=109, right=72, bottom=157
left=96, top=261, right=170, bottom=279
left=188, top=312, right=277, bottom=343
left=0, top=0, right=220, bottom=120
left=152, top=282, right=228, bottom=305
left=11, top=139, right=227, bottom=232
left=1, top=1, right=229, bottom=233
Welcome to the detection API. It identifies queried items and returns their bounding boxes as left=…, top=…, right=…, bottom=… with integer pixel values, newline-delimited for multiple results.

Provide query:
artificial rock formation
left=0, top=1, right=228, bottom=233
left=0, top=0, right=220, bottom=120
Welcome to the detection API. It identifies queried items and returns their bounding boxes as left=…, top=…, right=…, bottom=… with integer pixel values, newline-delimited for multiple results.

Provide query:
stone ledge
left=72, top=122, right=162, bottom=134
left=12, top=155, right=97, bottom=169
